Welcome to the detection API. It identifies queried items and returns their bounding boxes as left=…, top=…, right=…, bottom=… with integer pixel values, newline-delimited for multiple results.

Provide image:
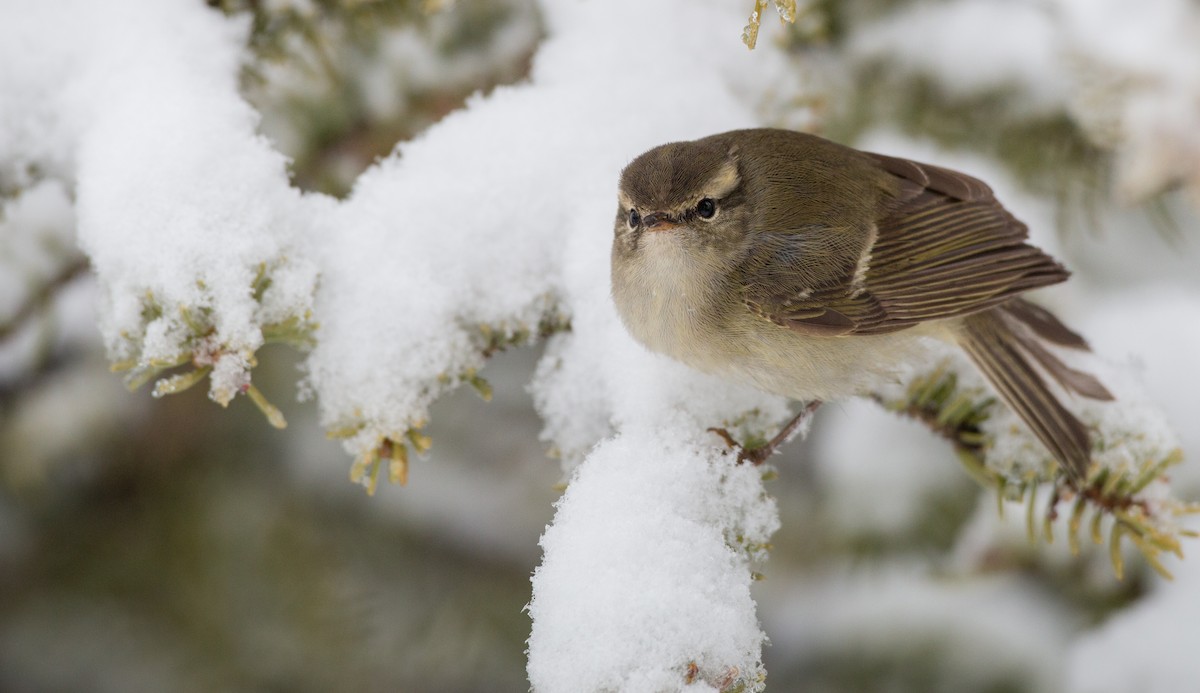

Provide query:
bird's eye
left=696, top=198, right=716, bottom=219
left=628, top=208, right=641, bottom=228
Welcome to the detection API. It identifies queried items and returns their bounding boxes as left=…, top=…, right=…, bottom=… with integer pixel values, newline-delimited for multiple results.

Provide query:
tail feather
left=1001, top=300, right=1114, bottom=401
left=959, top=310, right=1099, bottom=480
left=1002, top=298, right=1090, bottom=349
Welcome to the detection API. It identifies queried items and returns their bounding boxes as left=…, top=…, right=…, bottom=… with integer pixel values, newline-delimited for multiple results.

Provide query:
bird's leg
left=742, top=400, right=823, bottom=464
left=708, top=400, right=823, bottom=465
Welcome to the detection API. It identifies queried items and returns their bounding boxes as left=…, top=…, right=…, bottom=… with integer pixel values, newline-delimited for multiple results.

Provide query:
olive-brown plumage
left=611, top=128, right=1112, bottom=480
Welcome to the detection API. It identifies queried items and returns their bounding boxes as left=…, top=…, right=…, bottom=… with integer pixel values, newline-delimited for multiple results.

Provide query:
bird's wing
left=742, top=153, right=1069, bottom=336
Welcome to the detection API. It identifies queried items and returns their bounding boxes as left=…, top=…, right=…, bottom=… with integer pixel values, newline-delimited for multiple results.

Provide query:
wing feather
left=744, top=153, right=1069, bottom=336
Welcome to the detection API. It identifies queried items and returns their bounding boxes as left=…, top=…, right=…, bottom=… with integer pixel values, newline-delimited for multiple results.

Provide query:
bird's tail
left=957, top=299, right=1113, bottom=480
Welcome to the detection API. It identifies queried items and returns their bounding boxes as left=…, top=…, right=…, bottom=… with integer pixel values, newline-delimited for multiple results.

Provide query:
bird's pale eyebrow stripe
left=618, top=191, right=634, bottom=210
left=706, top=160, right=741, bottom=198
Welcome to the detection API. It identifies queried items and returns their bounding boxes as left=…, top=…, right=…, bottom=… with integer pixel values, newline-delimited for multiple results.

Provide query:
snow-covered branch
left=4, top=0, right=1200, bottom=690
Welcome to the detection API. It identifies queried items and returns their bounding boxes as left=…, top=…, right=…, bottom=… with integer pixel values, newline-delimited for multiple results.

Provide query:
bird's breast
left=611, top=235, right=732, bottom=372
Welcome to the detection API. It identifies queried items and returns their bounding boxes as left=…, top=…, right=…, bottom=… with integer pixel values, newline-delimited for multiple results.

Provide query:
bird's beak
left=642, top=212, right=677, bottom=231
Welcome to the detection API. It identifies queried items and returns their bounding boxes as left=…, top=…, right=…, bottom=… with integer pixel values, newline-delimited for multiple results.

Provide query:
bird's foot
left=708, top=400, right=823, bottom=465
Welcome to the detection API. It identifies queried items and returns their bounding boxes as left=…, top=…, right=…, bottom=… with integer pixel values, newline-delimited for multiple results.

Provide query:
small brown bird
left=611, top=128, right=1112, bottom=479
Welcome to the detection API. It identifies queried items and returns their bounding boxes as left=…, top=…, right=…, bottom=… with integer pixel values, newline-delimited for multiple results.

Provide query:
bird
left=610, top=128, right=1112, bottom=479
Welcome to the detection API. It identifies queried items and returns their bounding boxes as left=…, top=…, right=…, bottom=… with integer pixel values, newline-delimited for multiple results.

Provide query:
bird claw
left=707, top=401, right=823, bottom=467
left=706, top=427, right=773, bottom=465
left=707, top=426, right=740, bottom=450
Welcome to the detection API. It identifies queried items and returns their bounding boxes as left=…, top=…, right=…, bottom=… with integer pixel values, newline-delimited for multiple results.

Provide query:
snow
left=850, top=1, right=1071, bottom=112
left=1078, top=290, right=1200, bottom=492
left=299, top=0, right=809, bottom=453
left=0, top=178, right=96, bottom=390
left=1056, top=0, right=1200, bottom=201
left=5, top=0, right=805, bottom=687
left=809, top=398, right=967, bottom=536
left=73, top=2, right=321, bottom=401
left=248, top=0, right=542, bottom=168
left=0, top=180, right=78, bottom=322
left=0, top=7, right=81, bottom=192
left=303, top=3, right=803, bottom=686
left=0, top=0, right=323, bottom=405
left=3, top=0, right=1200, bottom=690
left=528, top=427, right=777, bottom=692
left=851, top=0, right=1200, bottom=202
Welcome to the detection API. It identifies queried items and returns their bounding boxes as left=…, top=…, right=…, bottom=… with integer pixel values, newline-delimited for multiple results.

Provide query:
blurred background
left=2, top=0, right=1198, bottom=691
